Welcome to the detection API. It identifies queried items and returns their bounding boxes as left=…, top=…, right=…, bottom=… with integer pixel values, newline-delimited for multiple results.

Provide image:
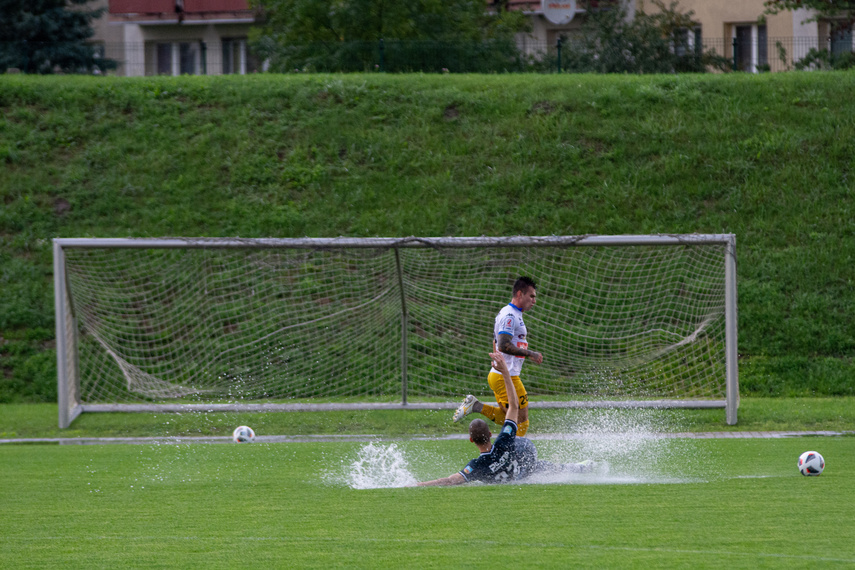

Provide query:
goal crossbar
left=55, top=234, right=738, bottom=428
left=54, top=234, right=736, bottom=249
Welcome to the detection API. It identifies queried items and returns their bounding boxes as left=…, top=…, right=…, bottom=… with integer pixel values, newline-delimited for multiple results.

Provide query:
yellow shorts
left=487, top=372, right=529, bottom=409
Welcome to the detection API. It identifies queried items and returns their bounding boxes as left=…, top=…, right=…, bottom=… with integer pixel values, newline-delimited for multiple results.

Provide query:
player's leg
left=509, top=376, right=529, bottom=436
left=452, top=394, right=484, bottom=423
left=479, top=371, right=508, bottom=424
left=517, top=410, right=529, bottom=436
left=481, top=373, right=529, bottom=434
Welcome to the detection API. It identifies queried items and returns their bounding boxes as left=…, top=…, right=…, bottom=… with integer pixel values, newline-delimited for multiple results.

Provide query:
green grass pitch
left=2, top=436, right=854, bottom=568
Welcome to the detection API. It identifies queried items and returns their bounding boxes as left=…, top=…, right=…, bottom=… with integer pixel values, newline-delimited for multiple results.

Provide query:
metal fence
left=700, top=36, right=855, bottom=73
left=3, top=36, right=854, bottom=75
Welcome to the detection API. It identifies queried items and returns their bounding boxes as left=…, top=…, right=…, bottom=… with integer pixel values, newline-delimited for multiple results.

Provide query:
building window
left=153, top=42, right=202, bottom=76
left=830, top=22, right=854, bottom=57
left=90, top=42, right=106, bottom=60
left=87, top=42, right=106, bottom=74
left=757, top=25, right=768, bottom=67
left=735, top=25, right=752, bottom=70
left=157, top=43, right=173, bottom=75
left=674, top=26, right=701, bottom=57
left=222, top=38, right=259, bottom=75
left=733, top=24, right=767, bottom=72
left=179, top=42, right=198, bottom=75
left=222, top=39, right=243, bottom=74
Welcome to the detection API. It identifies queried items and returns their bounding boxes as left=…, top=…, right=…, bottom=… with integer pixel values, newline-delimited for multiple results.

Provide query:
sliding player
left=417, top=351, right=592, bottom=486
left=453, top=276, right=542, bottom=436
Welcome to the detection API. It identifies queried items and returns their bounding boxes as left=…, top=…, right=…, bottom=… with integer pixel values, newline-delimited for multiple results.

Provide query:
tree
left=249, top=0, right=530, bottom=72
left=765, top=1, right=855, bottom=70
left=560, top=0, right=729, bottom=74
left=0, top=0, right=114, bottom=74
left=764, top=0, right=855, bottom=25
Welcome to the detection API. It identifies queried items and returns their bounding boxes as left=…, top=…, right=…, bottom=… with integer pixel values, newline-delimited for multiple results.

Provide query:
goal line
left=75, top=399, right=726, bottom=413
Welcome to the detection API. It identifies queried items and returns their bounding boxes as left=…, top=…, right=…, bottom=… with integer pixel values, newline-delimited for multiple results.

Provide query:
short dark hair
left=469, top=419, right=491, bottom=445
left=513, top=276, right=537, bottom=296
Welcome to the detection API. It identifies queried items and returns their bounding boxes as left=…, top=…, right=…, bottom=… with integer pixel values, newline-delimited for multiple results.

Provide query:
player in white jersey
left=452, top=276, right=543, bottom=436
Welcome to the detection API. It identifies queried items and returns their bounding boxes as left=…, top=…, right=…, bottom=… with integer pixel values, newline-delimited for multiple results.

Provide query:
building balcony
left=109, top=0, right=254, bottom=23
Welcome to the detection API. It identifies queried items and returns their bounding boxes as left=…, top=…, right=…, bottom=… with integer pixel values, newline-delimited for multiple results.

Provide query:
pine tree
left=0, top=0, right=115, bottom=74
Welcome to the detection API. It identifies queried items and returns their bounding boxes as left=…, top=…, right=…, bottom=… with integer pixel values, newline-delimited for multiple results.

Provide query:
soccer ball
left=798, top=450, right=824, bottom=476
left=232, top=425, right=256, bottom=443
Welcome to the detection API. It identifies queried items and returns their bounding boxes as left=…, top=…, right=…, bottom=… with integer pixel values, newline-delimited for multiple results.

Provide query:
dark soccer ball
left=798, top=451, right=824, bottom=476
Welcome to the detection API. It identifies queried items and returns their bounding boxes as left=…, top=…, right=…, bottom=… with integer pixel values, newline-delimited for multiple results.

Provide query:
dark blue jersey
left=459, top=420, right=521, bottom=483
left=513, top=436, right=543, bottom=479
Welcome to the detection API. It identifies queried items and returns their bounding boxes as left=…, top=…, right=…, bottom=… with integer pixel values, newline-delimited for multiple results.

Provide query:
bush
left=795, top=48, right=855, bottom=71
left=557, top=0, right=730, bottom=74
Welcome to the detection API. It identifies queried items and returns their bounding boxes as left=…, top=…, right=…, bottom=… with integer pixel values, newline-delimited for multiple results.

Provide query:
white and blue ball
left=798, top=450, right=824, bottom=476
left=232, top=425, right=256, bottom=443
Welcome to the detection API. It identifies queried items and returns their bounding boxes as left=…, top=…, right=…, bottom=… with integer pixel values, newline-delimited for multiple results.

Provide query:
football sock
left=517, top=419, right=529, bottom=436
left=480, top=404, right=505, bottom=424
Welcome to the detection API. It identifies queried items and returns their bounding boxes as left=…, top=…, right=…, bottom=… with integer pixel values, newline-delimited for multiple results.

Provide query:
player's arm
left=496, top=334, right=543, bottom=364
left=490, top=350, right=519, bottom=424
left=416, top=472, right=466, bottom=487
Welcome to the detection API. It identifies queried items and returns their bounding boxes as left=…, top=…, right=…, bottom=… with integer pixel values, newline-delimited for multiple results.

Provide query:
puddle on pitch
left=329, top=409, right=717, bottom=489
left=529, top=407, right=715, bottom=484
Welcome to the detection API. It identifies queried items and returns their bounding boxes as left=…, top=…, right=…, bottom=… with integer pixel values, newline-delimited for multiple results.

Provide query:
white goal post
left=54, top=235, right=738, bottom=428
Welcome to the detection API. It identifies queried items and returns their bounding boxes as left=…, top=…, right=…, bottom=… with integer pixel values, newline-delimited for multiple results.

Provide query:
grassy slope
left=1, top=73, right=854, bottom=402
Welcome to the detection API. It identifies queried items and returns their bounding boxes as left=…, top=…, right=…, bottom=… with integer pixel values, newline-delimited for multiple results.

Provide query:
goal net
left=54, top=235, right=738, bottom=427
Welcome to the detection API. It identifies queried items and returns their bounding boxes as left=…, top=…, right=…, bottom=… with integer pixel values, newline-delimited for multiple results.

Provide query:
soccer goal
left=54, top=235, right=738, bottom=428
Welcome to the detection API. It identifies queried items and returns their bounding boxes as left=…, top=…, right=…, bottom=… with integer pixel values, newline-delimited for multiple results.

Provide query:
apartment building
left=511, top=0, right=848, bottom=71
left=91, top=0, right=618, bottom=74
left=89, top=0, right=849, bottom=74
left=636, top=0, right=850, bottom=72
left=92, top=0, right=259, bottom=76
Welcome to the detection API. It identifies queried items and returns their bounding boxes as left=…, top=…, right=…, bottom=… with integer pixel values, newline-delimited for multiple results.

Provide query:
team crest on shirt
left=502, top=425, right=513, bottom=435
left=463, top=466, right=472, bottom=474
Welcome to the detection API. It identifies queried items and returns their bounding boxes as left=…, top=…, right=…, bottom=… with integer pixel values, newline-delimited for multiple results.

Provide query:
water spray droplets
left=340, top=442, right=417, bottom=489
left=536, top=408, right=705, bottom=482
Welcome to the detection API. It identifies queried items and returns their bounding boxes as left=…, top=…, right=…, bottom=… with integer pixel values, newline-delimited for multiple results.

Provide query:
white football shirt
left=491, top=303, right=529, bottom=377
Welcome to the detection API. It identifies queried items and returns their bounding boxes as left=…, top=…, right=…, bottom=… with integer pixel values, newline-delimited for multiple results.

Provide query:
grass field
left=3, top=397, right=855, bottom=439
left=3, top=402, right=855, bottom=567
left=2, top=432, right=853, bottom=568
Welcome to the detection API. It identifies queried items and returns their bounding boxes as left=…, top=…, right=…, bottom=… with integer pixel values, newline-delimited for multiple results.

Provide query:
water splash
left=342, top=442, right=418, bottom=489
left=533, top=408, right=708, bottom=483
left=321, top=409, right=714, bottom=488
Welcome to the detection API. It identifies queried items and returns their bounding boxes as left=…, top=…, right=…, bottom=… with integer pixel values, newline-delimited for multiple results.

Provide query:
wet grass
left=1, top=436, right=854, bottom=568
left=2, top=397, right=855, bottom=440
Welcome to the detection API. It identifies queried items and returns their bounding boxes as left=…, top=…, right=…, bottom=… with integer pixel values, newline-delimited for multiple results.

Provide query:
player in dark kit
left=416, top=351, right=595, bottom=486
left=458, top=409, right=521, bottom=484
